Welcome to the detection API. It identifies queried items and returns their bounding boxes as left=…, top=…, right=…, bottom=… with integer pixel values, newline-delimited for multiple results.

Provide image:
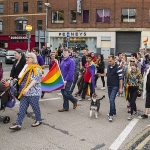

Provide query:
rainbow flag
left=41, top=62, right=64, bottom=92
left=143, top=37, right=148, bottom=46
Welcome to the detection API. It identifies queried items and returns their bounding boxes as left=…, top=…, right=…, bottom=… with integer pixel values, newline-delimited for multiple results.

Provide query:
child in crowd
left=0, top=62, right=3, bottom=81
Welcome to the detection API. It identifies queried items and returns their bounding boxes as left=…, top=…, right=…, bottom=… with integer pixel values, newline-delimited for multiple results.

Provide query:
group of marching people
left=7, top=46, right=150, bottom=130
left=70, top=47, right=150, bottom=122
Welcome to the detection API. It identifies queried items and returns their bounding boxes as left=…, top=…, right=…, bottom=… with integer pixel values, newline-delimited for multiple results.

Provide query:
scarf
left=17, top=64, right=42, bottom=100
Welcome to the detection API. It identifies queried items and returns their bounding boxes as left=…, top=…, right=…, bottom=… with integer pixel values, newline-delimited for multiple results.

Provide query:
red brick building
left=0, top=0, right=47, bottom=50
left=0, top=0, right=150, bottom=56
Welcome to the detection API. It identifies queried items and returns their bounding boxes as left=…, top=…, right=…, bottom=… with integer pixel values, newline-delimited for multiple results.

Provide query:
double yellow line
left=123, top=126, right=150, bottom=150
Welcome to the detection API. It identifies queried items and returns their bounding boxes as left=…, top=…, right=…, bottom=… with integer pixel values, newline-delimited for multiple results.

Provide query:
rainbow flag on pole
left=41, top=62, right=64, bottom=92
left=143, top=37, right=148, bottom=47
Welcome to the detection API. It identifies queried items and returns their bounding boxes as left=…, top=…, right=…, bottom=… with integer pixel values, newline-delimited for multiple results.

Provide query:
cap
left=15, top=48, right=23, bottom=54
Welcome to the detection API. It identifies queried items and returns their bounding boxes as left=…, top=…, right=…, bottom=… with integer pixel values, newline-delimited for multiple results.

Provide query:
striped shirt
left=107, top=64, right=123, bottom=87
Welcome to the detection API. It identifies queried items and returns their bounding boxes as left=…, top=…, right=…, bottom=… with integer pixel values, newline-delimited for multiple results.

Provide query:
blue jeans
left=61, top=82, right=77, bottom=110
left=108, top=86, right=119, bottom=116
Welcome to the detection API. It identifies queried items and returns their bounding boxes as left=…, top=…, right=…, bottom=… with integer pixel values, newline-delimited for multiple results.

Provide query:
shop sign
left=59, top=32, right=86, bottom=37
left=10, top=36, right=27, bottom=39
left=77, top=0, right=82, bottom=13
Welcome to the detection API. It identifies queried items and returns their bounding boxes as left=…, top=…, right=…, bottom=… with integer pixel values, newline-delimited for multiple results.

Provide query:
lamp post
left=44, top=3, right=50, bottom=47
left=26, top=25, right=32, bottom=51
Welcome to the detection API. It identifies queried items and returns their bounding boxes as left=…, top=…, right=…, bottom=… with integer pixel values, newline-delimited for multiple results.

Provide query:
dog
left=90, top=94, right=105, bottom=118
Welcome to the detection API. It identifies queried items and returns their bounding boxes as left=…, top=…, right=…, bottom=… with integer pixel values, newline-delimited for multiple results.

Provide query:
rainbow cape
left=41, top=62, right=64, bottom=92
left=85, top=62, right=96, bottom=95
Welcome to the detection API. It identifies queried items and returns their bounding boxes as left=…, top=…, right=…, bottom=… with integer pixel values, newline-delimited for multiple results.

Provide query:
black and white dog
left=90, top=94, right=105, bottom=118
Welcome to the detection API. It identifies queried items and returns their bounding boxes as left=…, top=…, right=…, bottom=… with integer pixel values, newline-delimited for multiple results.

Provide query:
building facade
left=46, top=0, right=150, bottom=58
left=0, top=0, right=47, bottom=50
left=0, top=0, right=150, bottom=57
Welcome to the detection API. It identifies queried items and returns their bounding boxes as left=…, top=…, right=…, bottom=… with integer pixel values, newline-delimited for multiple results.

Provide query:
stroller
left=0, top=80, right=16, bottom=124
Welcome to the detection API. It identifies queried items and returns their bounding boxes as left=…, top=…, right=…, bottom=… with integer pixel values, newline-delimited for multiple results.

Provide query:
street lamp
left=44, top=3, right=50, bottom=47
left=26, top=25, right=32, bottom=51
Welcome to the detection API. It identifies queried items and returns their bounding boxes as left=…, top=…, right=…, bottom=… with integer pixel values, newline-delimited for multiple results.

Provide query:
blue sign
left=67, top=32, right=70, bottom=37
left=67, top=37, right=70, bottom=42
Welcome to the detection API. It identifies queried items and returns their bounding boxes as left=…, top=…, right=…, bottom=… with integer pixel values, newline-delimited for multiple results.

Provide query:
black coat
left=96, top=60, right=105, bottom=73
left=10, top=54, right=26, bottom=79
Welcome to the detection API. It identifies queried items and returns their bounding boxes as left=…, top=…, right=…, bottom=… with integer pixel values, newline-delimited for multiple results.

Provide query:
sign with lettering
left=77, top=0, right=82, bottom=13
left=10, top=36, right=27, bottom=39
left=59, top=32, right=86, bottom=37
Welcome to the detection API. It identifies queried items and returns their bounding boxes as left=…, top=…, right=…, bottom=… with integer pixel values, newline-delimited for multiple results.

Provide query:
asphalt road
left=0, top=56, right=150, bottom=150
left=0, top=56, right=13, bottom=72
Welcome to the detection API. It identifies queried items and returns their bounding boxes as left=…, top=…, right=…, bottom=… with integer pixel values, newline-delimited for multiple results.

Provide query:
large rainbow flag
left=41, top=62, right=64, bottom=92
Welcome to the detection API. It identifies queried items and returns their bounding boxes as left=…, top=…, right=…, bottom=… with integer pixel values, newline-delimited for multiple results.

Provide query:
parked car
left=5, top=50, right=15, bottom=64
left=0, top=48, right=7, bottom=56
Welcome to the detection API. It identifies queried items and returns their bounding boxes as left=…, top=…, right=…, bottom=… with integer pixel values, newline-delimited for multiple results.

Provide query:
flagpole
left=56, top=61, right=65, bottom=82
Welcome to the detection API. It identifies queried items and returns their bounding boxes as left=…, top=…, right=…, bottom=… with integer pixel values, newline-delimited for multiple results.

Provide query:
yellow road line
left=123, top=127, right=150, bottom=150
left=135, top=134, right=150, bottom=150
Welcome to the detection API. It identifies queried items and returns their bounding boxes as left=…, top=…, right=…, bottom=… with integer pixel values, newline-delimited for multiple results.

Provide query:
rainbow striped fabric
left=143, top=37, right=148, bottom=46
left=41, top=62, right=64, bottom=92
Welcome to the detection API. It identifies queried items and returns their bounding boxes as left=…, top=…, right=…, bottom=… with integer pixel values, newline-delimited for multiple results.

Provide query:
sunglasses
left=130, top=60, right=135, bottom=62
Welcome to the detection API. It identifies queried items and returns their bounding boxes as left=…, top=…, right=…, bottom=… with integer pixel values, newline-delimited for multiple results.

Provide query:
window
left=82, top=10, right=89, bottom=23
left=96, top=9, right=110, bottom=23
left=37, top=1, right=42, bottom=12
left=52, top=11, right=64, bottom=23
left=14, top=2, right=19, bottom=13
left=15, top=20, right=27, bottom=31
left=121, top=9, right=136, bottom=22
left=0, top=21, right=2, bottom=31
left=37, top=20, right=42, bottom=30
left=23, top=2, right=28, bottom=12
left=70, top=10, right=77, bottom=23
left=0, top=4, right=4, bottom=14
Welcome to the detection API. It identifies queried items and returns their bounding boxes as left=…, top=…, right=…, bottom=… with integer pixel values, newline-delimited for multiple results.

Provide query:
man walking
left=99, top=55, right=123, bottom=122
left=58, top=49, right=78, bottom=112
left=32, top=47, right=45, bottom=69
left=70, top=50, right=82, bottom=94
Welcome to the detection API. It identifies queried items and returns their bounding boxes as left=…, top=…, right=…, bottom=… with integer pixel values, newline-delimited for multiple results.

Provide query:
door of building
left=116, top=32, right=141, bottom=55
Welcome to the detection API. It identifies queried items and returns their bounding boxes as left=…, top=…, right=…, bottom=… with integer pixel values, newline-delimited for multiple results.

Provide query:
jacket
left=60, top=57, right=75, bottom=82
left=10, top=54, right=26, bottom=79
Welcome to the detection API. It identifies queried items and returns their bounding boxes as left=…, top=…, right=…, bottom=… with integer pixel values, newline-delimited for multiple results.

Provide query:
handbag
left=137, top=90, right=141, bottom=97
left=6, top=82, right=16, bottom=108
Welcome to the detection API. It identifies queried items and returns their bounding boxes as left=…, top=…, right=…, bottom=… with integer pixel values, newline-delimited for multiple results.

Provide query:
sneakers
left=127, top=114, right=133, bottom=120
left=88, top=98, right=92, bottom=101
left=101, top=87, right=106, bottom=90
left=108, top=116, right=113, bottom=122
left=78, top=98, right=85, bottom=101
left=133, top=111, right=137, bottom=115
left=140, top=114, right=148, bottom=119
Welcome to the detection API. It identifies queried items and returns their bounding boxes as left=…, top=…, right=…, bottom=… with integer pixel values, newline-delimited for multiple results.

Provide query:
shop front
left=48, top=31, right=115, bottom=58
left=0, top=35, right=36, bottom=50
left=49, top=32, right=97, bottom=53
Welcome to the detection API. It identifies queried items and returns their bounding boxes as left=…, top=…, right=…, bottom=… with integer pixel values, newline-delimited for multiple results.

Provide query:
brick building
left=0, top=0, right=150, bottom=57
left=47, top=0, right=150, bottom=58
left=0, top=0, right=47, bottom=50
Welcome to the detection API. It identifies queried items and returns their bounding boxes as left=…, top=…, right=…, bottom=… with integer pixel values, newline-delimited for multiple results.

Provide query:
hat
left=15, top=48, right=23, bottom=54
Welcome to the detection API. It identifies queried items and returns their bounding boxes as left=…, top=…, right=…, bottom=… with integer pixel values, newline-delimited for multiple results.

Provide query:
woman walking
left=126, top=64, right=143, bottom=120
left=10, top=49, right=26, bottom=80
left=9, top=52, right=42, bottom=131
left=95, top=54, right=105, bottom=90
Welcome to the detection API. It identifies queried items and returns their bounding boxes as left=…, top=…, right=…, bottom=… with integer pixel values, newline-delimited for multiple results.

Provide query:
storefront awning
left=15, top=17, right=28, bottom=21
